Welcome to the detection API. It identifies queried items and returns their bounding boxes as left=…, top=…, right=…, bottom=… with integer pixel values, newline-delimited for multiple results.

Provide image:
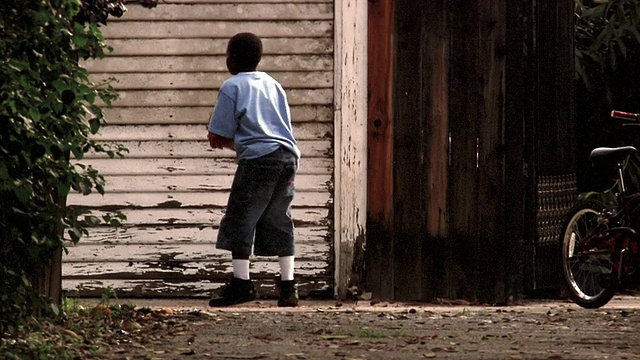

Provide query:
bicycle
left=559, top=110, right=640, bottom=308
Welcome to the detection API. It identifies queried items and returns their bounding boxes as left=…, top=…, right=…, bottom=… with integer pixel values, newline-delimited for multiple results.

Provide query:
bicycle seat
left=590, top=146, right=637, bottom=163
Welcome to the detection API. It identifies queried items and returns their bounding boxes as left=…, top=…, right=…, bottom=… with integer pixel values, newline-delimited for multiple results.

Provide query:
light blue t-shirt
left=208, top=71, right=301, bottom=160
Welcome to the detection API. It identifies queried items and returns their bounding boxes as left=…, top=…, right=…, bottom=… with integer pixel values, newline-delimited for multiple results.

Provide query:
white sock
left=232, top=259, right=250, bottom=280
left=279, top=256, right=294, bottom=281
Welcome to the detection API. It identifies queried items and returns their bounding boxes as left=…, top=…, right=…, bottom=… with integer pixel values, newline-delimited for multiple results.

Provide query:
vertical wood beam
left=535, top=0, right=576, bottom=175
left=475, top=0, right=507, bottom=303
left=422, top=1, right=449, bottom=240
left=532, top=0, right=576, bottom=291
left=446, top=0, right=481, bottom=301
left=31, top=189, right=65, bottom=305
left=366, top=0, right=394, bottom=300
left=420, top=0, right=449, bottom=300
left=504, top=0, right=529, bottom=300
left=557, top=0, right=576, bottom=172
left=393, top=0, right=424, bottom=300
left=334, top=0, right=368, bottom=299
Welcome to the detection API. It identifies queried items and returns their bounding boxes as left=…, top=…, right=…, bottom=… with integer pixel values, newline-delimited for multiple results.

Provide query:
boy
left=207, top=32, right=301, bottom=307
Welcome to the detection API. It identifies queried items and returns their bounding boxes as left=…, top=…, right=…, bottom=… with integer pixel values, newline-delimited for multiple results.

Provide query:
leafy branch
left=575, top=0, right=640, bottom=91
left=0, top=0, right=140, bottom=335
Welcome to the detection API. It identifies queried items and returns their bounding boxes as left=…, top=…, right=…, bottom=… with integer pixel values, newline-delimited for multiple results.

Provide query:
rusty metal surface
left=535, top=174, right=578, bottom=246
left=533, top=173, right=578, bottom=290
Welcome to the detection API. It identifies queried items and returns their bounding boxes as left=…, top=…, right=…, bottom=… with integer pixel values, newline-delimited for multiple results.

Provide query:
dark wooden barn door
left=366, top=0, right=576, bottom=302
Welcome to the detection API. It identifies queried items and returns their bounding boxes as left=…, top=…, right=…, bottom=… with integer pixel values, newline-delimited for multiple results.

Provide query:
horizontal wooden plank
left=116, top=4, right=332, bottom=21
left=102, top=105, right=333, bottom=124
left=68, top=226, right=329, bottom=245
left=84, top=140, right=332, bottom=159
left=62, top=259, right=332, bottom=298
left=146, top=0, right=331, bottom=3
left=91, top=71, right=333, bottom=90
left=63, top=242, right=329, bottom=262
left=61, top=262, right=330, bottom=298
left=83, top=208, right=330, bottom=227
left=102, top=89, right=332, bottom=107
left=72, top=157, right=332, bottom=176
left=62, top=260, right=329, bottom=279
left=91, top=174, right=329, bottom=192
left=83, top=55, right=333, bottom=73
left=67, top=190, right=331, bottom=209
left=105, top=38, right=333, bottom=56
left=61, top=277, right=332, bottom=298
left=92, top=124, right=332, bottom=141
left=100, top=21, right=333, bottom=39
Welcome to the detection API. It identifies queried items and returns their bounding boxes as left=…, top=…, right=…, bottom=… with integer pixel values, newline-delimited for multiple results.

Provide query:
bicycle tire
left=559, top=199, right=617, bottom=308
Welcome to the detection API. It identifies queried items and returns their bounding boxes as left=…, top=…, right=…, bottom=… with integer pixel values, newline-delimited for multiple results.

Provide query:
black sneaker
left=208, top=278, right=257, bottom=307
left=277, top=280, right=299, bottom=307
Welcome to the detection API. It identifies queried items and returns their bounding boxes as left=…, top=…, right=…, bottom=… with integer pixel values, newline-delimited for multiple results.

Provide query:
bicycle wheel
left=559, top=200, right=617, bottom=308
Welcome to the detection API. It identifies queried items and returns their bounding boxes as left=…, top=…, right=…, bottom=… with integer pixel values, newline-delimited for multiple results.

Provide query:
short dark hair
left=227, top=32, right=263, bottom=70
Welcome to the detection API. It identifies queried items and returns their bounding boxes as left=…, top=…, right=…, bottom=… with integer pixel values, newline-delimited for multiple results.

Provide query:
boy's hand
left=208, top=131, right=234, bottom=150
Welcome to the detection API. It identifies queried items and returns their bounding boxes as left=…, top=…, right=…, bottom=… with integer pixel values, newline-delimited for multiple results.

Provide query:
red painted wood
left=366, top=0, right=395, bottom=299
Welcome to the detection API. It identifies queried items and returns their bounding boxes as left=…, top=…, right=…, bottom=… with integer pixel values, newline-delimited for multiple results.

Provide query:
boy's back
left=209, top=71, right=300, bottom=160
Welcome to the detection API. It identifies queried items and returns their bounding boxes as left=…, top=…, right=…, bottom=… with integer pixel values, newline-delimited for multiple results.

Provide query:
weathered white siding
left=333, top=0, right=368, bottom=298
left=64, top=0, right=334, bottom=298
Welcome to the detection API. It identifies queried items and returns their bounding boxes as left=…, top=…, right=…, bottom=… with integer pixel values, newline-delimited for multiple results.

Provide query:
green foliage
left=0, top=0, right=128, bottom=335
left=99, top=285, right=118, bottom=306
left=575, top=0, right=640, bottom=92
left=574, top=0, right=640, bottom=193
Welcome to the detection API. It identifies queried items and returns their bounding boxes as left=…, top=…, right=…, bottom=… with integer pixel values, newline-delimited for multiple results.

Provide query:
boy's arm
left=208, top=131, right=234, bottom=150
left=207, top=91, right=237, bottom=150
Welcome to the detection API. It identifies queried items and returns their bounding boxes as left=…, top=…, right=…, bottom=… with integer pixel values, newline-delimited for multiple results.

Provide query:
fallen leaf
left=62, top=329, right=80, bottom=340
left=91, top=305, right=111, bottom=319
left=158, top=308, right=174, bottom=315
left=321, top=335, right=349, bottom=340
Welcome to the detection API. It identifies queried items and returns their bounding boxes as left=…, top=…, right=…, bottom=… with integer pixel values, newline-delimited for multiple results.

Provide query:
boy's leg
left=278, top=255, right=294, bottom=281
left=210, top=154, right=284, bottom=307
left=232, top=252, right=250, bottom=280
left=215, top=157, right=282, bottom=256
left=253, top=160, right=296, bottom=257
left=277, top=255, right=298, bottom=307
left=253, top=152, right=298, bottom=306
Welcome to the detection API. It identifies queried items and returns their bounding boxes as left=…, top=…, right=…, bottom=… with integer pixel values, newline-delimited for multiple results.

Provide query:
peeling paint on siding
left=64, top=1, right=335, bottom=298
left=333, top=0, right=368, bottom=299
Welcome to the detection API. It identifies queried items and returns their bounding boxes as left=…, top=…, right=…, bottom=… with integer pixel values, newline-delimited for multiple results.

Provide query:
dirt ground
left=71, top=295, right=640, bottom=360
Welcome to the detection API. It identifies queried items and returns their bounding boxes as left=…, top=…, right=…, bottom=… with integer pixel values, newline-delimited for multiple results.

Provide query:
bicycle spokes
left=566, top=241, right=614, bottom=298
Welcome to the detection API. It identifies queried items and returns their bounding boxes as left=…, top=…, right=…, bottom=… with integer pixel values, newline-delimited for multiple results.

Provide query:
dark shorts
left=216, top=146, right=298, bottom=257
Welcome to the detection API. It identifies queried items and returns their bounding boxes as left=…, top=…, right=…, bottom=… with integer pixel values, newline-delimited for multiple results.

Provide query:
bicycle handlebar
left=611, top=110, right=640, bottom=121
